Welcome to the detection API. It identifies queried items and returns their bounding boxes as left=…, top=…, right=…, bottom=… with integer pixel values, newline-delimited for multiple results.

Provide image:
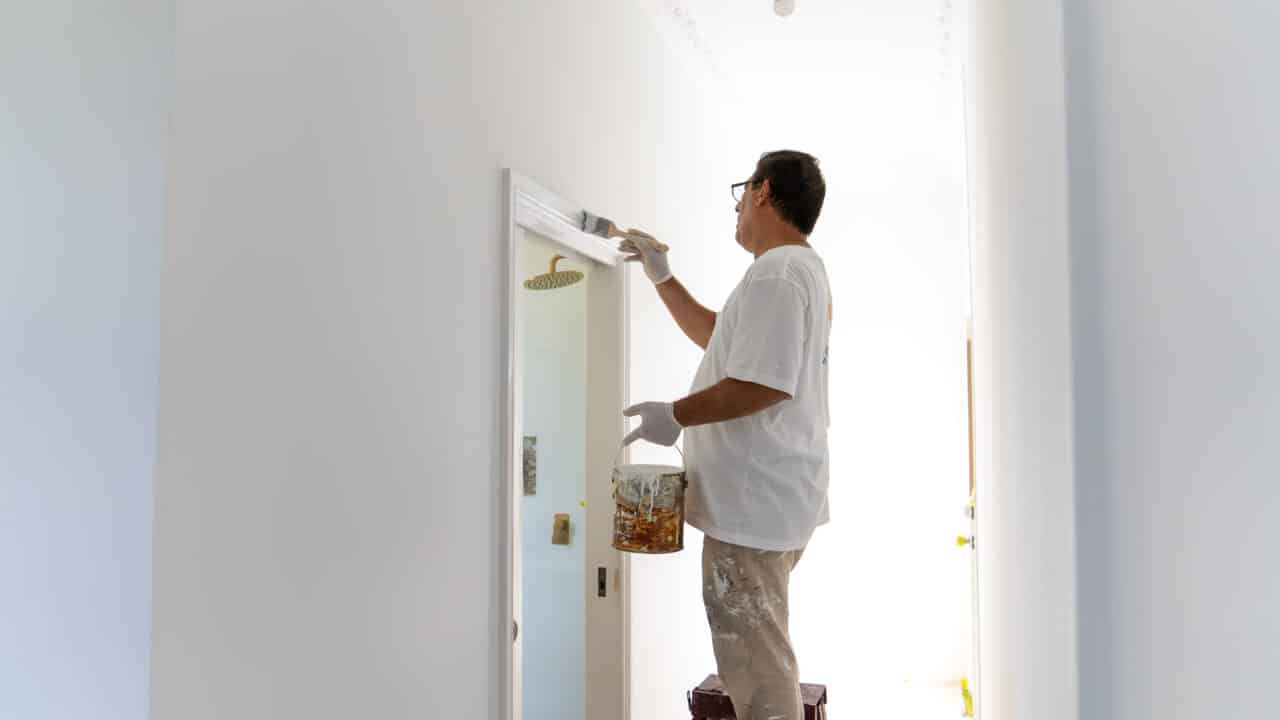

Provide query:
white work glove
left=622, top=402, right=682, bottom=447
left=618, top=229, right=673, bottom=285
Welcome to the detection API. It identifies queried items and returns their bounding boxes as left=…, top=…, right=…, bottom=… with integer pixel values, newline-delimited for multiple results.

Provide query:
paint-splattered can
left=611, top=447, right=687, bottom=554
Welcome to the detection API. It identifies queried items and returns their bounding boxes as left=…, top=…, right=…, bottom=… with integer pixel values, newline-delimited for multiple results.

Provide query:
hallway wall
left=1, top=2, right=172, bottom=718
left=1065, top=2, right=1280, bottom=717
left=152, top=2, right=747, bottom=718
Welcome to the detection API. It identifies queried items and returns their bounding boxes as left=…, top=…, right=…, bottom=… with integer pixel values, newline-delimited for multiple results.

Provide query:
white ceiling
left=640, top=0, right=955, bottom=92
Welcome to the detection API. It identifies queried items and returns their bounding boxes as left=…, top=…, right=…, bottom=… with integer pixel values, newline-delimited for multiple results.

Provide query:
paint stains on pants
left=702, top=534, right=806, bottom=720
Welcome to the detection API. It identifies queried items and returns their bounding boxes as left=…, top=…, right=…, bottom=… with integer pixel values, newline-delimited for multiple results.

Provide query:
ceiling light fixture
left=774, top=0, right=795, bottom=17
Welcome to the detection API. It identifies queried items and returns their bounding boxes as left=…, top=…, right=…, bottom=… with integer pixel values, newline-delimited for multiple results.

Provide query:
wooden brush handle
left=615, top=225, right=670, bottom=252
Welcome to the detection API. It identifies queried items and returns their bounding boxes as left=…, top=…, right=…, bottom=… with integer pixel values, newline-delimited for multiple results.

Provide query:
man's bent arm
left=656, top=277, right=717, bottom=350
left=672, top=378, right=789, bottom=427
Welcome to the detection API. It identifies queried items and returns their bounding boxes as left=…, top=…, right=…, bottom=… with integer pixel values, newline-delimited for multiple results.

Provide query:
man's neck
left=752, top=230, right=810, bottom=259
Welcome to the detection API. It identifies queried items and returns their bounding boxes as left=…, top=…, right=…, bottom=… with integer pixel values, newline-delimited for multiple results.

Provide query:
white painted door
left=513, top=225, right=627, bottom=720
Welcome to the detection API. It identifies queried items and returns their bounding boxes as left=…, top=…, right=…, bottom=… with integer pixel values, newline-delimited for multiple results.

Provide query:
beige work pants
left=702, top=534, right=806, bottom=720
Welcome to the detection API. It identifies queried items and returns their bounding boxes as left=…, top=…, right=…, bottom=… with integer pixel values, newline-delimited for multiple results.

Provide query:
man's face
left=734, top=175, right=763, bottom=252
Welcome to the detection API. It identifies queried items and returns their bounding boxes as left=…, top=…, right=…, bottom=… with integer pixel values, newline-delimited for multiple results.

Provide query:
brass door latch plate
left=552, top=513, right=571, bottom=545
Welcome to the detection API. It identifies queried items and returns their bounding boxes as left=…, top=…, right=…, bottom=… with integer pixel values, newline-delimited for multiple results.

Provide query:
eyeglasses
left=731, top=179, right=759, bottom=203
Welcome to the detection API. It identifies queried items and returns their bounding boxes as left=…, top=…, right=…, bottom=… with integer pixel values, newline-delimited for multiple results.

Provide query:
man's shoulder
left=748, top=246, right=826, bottom=289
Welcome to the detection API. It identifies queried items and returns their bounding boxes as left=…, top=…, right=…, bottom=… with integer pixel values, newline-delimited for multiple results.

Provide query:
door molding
left=501, top=169, right=631, bottom=720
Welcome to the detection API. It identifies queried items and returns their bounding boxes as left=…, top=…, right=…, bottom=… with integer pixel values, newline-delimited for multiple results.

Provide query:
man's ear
left=757, top=178, right=773, bottom=206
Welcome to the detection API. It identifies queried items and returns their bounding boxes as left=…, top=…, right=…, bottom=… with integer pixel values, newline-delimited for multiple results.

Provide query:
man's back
left=684, top=244, right=832, bottom=552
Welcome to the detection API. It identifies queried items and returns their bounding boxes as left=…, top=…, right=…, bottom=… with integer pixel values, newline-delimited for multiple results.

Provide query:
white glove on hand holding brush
left=619, top=229, right=673, bottom=285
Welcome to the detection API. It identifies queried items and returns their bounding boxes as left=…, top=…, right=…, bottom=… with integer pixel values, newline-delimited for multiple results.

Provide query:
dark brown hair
left=753, top=150, right=826, bottom=235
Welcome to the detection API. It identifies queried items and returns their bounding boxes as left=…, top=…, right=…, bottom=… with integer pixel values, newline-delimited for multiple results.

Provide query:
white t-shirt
left=683, top=244, right=832, bottom=552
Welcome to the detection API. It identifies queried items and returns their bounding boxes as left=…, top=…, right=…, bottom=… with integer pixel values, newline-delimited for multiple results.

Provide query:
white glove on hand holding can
left=622, top=402, right=682, bottom=447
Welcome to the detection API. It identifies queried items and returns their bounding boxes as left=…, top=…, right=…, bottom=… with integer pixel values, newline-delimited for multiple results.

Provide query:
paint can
left=611, top=444, right=687, bottom=554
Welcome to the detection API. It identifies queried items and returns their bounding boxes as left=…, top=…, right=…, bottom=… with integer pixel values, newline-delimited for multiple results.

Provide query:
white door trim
left=501, top=169, right=631, bottom=720
left=512, top=191, right=623, bottom=266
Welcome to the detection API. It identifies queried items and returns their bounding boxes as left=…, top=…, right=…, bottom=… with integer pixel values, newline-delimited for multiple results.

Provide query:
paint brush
left=581, top=211, right=669, bottom=252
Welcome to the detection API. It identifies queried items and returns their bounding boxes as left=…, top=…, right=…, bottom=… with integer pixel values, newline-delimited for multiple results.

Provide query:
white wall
left=151, top=2, right=745, bottom=718
left=519, top=236, right=587, bottom=720
left=0, top=2, right=172, bottom=718
left=962, top=1, right=1080, bottom=719
left=959, top=2, right=1280, bottom=719
left=1064, top=2, right=1280, bottom=718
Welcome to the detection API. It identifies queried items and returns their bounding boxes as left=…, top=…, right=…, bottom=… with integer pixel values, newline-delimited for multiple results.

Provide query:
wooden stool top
left=688, top=674, right=828, bottom=719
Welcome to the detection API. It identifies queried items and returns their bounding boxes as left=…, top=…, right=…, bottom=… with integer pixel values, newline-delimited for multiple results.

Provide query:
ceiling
left=639, top=0, right=956, bottom=94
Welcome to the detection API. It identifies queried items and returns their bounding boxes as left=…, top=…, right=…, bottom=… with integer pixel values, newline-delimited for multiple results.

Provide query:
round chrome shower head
left=524, top=254, right=584, bottom=291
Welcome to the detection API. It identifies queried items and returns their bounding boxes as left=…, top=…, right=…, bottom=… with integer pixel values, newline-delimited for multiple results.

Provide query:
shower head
left=524, top=254, right=584, bottom=291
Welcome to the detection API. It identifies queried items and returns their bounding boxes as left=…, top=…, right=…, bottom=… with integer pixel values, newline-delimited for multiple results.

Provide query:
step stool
left=687, top=674, right=828, bottom=720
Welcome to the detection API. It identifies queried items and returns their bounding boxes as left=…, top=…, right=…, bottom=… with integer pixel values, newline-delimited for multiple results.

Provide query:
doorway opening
left=501, top=171, right=631, bottom=720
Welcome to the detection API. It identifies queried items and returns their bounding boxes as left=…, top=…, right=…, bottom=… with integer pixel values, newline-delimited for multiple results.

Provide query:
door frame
left=500, top=169, right=631, bottom=720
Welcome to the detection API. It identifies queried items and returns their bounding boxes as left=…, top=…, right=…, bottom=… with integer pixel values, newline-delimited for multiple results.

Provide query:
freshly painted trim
left=510, top=172, right=623, bottom=266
